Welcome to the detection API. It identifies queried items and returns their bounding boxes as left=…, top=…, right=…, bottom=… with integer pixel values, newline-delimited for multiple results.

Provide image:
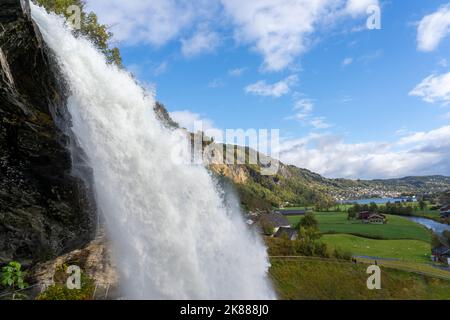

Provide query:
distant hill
left=328, top=176, right=450, bottom=201
left=206, top=144, right=450, bottom=211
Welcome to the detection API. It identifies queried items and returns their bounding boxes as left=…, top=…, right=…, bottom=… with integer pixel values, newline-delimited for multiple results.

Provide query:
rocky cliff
left=0, top=0, right=95, bottom=266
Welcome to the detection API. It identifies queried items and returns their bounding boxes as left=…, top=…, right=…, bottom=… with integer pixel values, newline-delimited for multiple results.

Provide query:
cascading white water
left=30, top=4, right=275, bottom=300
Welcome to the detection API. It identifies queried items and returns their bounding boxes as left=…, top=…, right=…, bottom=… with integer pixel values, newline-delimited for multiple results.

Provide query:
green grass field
left=322, top=234, right=431, bottom=262
left=287, top=212, right=432, bottom=242
left=270, top=258, right=450, bottom=300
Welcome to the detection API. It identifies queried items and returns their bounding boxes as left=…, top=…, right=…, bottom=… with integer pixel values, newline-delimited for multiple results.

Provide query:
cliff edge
left=0, top=0, right=95, bottom=266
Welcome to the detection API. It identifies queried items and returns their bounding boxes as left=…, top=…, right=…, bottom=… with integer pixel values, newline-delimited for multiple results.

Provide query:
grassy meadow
left=270, top=205, right=449, bottom=299
left=283, top=211, right=435, bottom=263
left=287, top=212, right=431, bottom=242
left=270, top=258, right=450, bottom=300
left=321, top=234, right=431, bottom=262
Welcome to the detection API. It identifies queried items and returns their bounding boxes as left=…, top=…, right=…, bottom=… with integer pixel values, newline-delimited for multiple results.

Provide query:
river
left=407, top=217, right=450, bottom=234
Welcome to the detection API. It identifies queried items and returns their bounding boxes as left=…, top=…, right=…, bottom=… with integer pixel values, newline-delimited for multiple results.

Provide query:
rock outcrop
left=32, top=234, right=119, bottom=299
left=0, top=0, right=96, bottom=266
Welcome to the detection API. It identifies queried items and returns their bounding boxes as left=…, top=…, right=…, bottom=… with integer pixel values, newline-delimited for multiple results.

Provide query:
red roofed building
left=358, top=211, right=387, bottom=224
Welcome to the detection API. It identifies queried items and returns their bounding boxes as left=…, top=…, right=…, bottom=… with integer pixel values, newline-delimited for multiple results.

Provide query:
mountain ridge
left=204, top=143, right=450, bottom=210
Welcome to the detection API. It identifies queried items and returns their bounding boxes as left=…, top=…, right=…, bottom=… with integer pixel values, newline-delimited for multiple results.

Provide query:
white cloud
left=208, top=78, right=225, bottom=88
left=228, top=67, right=247, bottom=77
left=294, top=99, right=314, bottom=113
left=398, top=125, right=450, bottom=146
left=358, top=49, right=383, bottom=64
left=221, top=0, right=379, bottom=71
left=286, top=98, right=332, bottom=129
left=410, top=71, right=450, bottom=104
left=345, top=0, right=378, bottom=17
left=87, top=0, right=379, bottom=70
left=286, top=113, right=309, bottom=122
left=181, top=27, right=221, bottom=57
left=438, top=58, right=448, bottom=68
left=85, top=0, right=212, bottom=46
left=310, top=117, right=332, bottom=129
left=342, top=57, right=353, bottom=67
left=395, top=127, right=411, bottom=136
left=339, top=95, right=354, bottom=103
left=169, top=110, right=224, bottom=143
left=417, top=4, right=450, bottom=52
left=170, top=110, right=216, bottom=132
left=278, top=125, right=450, bottom=179
left=245, top=75, right=298, bottom=97
left=286, top=98, right=314, bottom=121
left=153, top=61, right=168, bottom=76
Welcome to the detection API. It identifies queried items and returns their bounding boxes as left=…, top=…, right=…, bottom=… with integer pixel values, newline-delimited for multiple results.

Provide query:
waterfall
left=30, top=4, right=274, bottom=300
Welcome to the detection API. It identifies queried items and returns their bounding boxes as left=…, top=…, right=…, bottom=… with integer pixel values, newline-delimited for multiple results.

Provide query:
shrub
left=299, top=214, right=318, bottom=230
left=1, top=261, right=28, bottom=290
left=333, top=248, right=352, bottom=261
left=313, top=242, right=330, bottom=258
left=37, top=265, right=95, bottom=300
left=37, top=272, right=95, bottom=300
left=35, top=0, right=122, bottom=66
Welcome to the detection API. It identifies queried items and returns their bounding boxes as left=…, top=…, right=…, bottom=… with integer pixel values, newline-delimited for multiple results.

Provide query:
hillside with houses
left=205, top=143, right=450, bottom=211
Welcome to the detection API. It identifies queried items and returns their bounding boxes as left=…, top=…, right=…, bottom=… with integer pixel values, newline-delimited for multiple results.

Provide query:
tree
left=369, top=202, right=378, bottom=213
left=431, top=234, right=443, bottom=249
left=260, top=220, right=275, bottom=236
left=299, top=213, right=318, bottom=230
left=35, top=0, right=122, bottom=67
left=419, top=200, right=426, bottom=211
left=347, top=211, right=357, bottom=220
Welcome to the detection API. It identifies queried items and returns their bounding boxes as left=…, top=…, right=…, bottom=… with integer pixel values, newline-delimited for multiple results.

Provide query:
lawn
left=321, top=234, right=431, bottom=262
left=270, top=258, right=450, bottom=300
left=287, top=212, right=432, bottom=242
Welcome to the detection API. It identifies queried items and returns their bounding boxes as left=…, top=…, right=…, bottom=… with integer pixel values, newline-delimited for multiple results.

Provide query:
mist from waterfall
left=30, top=4, right=275, bottom=300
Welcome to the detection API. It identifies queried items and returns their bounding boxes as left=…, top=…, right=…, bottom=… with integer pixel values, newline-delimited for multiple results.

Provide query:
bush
left=35, top=0, right=122, bottom=66
left=37, top=265, right=95, bottom=300
left=299, top=214, right=318, bottom=230
left=312, top=242, right=330, bottom=258
left=1, top=261, right=28, bottom=290
left=37, top=280, right=94, bottom=300
left=333, top=247, right=352, bottom=261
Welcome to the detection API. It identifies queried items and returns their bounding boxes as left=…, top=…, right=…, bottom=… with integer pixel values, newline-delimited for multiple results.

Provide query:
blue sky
left=85, top=0, right=450, bottom=179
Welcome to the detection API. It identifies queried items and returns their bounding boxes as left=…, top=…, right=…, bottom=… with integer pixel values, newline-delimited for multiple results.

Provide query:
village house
left=274, top=227, right=298, bottom=241
left=259, top=213, right=292, bottom=237
left=440, top=205, right=450, bottom=218
left=431, top=246, right=450, bottom=266
left=358, top=211, right=387, bottom=224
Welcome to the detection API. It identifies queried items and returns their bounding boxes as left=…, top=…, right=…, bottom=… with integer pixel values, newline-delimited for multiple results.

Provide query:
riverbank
left=406, top=217, right=450, bottom=234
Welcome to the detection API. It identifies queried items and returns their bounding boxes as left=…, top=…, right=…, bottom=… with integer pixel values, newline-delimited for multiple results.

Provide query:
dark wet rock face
left=0, top=0, right=95, bottom=266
